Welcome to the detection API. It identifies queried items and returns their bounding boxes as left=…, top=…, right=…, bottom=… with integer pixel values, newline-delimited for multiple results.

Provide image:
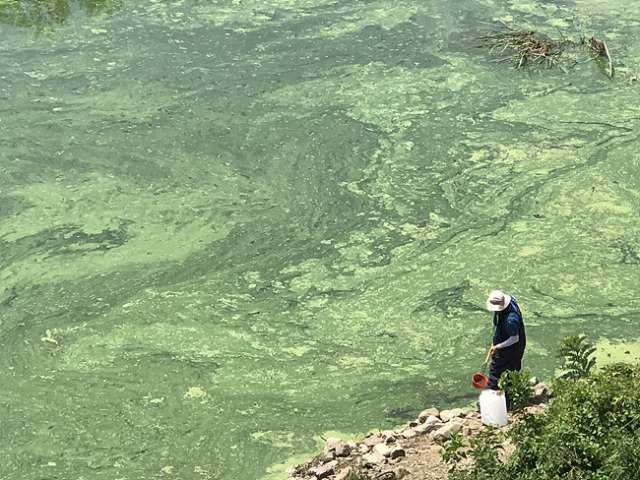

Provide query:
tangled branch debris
left=482, top=26, right=571, bottom=69
left=586, top=36, right=614, bottom=79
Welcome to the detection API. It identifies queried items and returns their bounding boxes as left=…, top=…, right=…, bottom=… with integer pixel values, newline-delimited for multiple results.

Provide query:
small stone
left=430, top=422, right=463, bottom=442
left=321, top=451, right=335, bottom=462
left=439, top=408, right=465, bottom=421
left=335, top=441, right=352, bottom=457
left=363, top=433, right=384, bottom=447
left=335, top=468, right=352, bottom=480
left=315, top=461, right=338, bottom=480
left=390, top=447, right=406, bottom=459
left=424, top=415, right=441, bottom=425
left=528, top=376, right=539, bottom=386
left=394, top=467, right=411, bottom=479
left=373, top=443, right=393, bottom=457
left=418, top=408, right=440, bottom=422
left=286, top=463, right=306, bottom=475
left=413, top=421, right=441, bottom=435
left=378, top=470, right=396, bottom=479
left=401, top=429, right=416, bottom=439
left=534, top=383, right=551, bottom=398
left=324, top=437, right=342, bottom=453
left=363, top=450, right=386, bottom=467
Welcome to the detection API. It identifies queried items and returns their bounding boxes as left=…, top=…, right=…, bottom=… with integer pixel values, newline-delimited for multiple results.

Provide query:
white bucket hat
left=486, top=290, right=511, bottom=312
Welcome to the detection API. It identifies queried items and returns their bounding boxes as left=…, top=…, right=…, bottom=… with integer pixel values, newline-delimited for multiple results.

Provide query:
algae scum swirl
left=1, top=0, right=640, bottom=479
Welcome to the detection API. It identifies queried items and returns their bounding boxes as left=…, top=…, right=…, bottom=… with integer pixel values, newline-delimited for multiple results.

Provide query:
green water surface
left=1, top=0, right=640, bottom=478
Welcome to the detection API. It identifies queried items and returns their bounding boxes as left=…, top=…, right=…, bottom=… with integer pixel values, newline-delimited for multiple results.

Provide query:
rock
left=394, top=467, right=411, bottom=479
left=430, top=421, right=463, bottom=442
left=335, top=468, right=352, bottom=480
left=528, top=376, right=539, bottom=386
left=335, top=441, right=352, bottom=457
left=418, top=407, right=440, bottom=422
left=534, top=383, right=551, bottom=398
left=424, top=415, right=441, bottom=425
left=322, top=438, right=341, bottom=460
left=413, top=421, right=441, bottom=435
left=358, top=443, right=370, bottom=454
left=324, top=437, right=342, bottom=453
left=390, top=447, right=406, bottom=459
left=377, top=470, right=396, bottom=480
left=314, top=461, right=338, bottom=480
left=400, top=429, right=416, bottom=439
left=320, top=451, right=335, bottom=462
left=373, top=443, right=393, bottom=457
left=439, top=408, right=465, bottom=421
left=363, top=450, right=386, bottom=467
left=285, top=463, right=306, bottom=476
left=363, top=433, right=384, bottom=447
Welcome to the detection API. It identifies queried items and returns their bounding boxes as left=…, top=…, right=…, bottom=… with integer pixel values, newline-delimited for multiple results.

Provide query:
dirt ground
left=287, top=390, right=551, bottom=480
left=359, top=401, right=549, bottom=480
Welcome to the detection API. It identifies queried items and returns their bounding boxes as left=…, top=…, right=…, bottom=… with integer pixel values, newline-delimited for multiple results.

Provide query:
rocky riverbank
left=285, top=380, right=552, bottom=480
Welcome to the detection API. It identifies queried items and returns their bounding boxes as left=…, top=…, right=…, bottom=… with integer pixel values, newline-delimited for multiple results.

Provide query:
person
left=485, top=290, right=526, bottom=401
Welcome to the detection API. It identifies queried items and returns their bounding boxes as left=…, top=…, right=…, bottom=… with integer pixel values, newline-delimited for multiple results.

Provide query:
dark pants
left=486, top=342, right=525, bottom=407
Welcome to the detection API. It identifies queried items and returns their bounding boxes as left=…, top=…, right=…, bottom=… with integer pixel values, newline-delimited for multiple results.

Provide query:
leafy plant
left=556, top=334, right=597, bottom=378
left=466, top=425, right=504, bottom=475
left=498, top=368, right=533, bottom=410
left=452, top=362, right=640, bottom=480
left=439, top=431, right=467, bottom=473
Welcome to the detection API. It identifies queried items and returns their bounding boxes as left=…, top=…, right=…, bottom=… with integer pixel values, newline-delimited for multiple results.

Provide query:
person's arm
left=489, top=335, right=519, bottom=355
left=495, top=334, right=519, bottom=350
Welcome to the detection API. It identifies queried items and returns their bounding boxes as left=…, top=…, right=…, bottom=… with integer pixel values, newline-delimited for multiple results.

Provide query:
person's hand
left=489, top=344, right=499, bottom=356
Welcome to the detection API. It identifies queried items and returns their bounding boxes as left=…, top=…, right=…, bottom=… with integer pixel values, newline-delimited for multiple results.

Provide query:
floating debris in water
left=585, top=36, right=614, bottom=79
left=482, top=24, right=572, bottom=69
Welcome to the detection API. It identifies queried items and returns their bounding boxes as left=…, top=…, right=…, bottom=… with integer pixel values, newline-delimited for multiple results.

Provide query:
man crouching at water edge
left=486, top=290, right=526, bottom=405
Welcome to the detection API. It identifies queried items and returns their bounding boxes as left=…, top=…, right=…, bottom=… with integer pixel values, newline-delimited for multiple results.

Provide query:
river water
left=1, top=0, right=640, bottom=479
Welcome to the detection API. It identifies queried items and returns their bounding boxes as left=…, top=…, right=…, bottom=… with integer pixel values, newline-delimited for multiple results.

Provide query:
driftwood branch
left=588, top=36, right=613, bottom=79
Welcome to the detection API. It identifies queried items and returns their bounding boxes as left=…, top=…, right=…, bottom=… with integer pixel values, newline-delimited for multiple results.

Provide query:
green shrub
left=439, top=431, right=467, bottom=473
left=466, top=426, right=504, bottom=476
left=556, top=334, right=596, bottom=379
left=498, top=368, right=533, bottom=410
left=454, top=362, right=640, bottom=480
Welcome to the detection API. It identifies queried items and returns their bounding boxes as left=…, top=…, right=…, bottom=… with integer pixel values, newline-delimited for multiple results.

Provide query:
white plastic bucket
left=479, top=389, right=508, bottom=427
